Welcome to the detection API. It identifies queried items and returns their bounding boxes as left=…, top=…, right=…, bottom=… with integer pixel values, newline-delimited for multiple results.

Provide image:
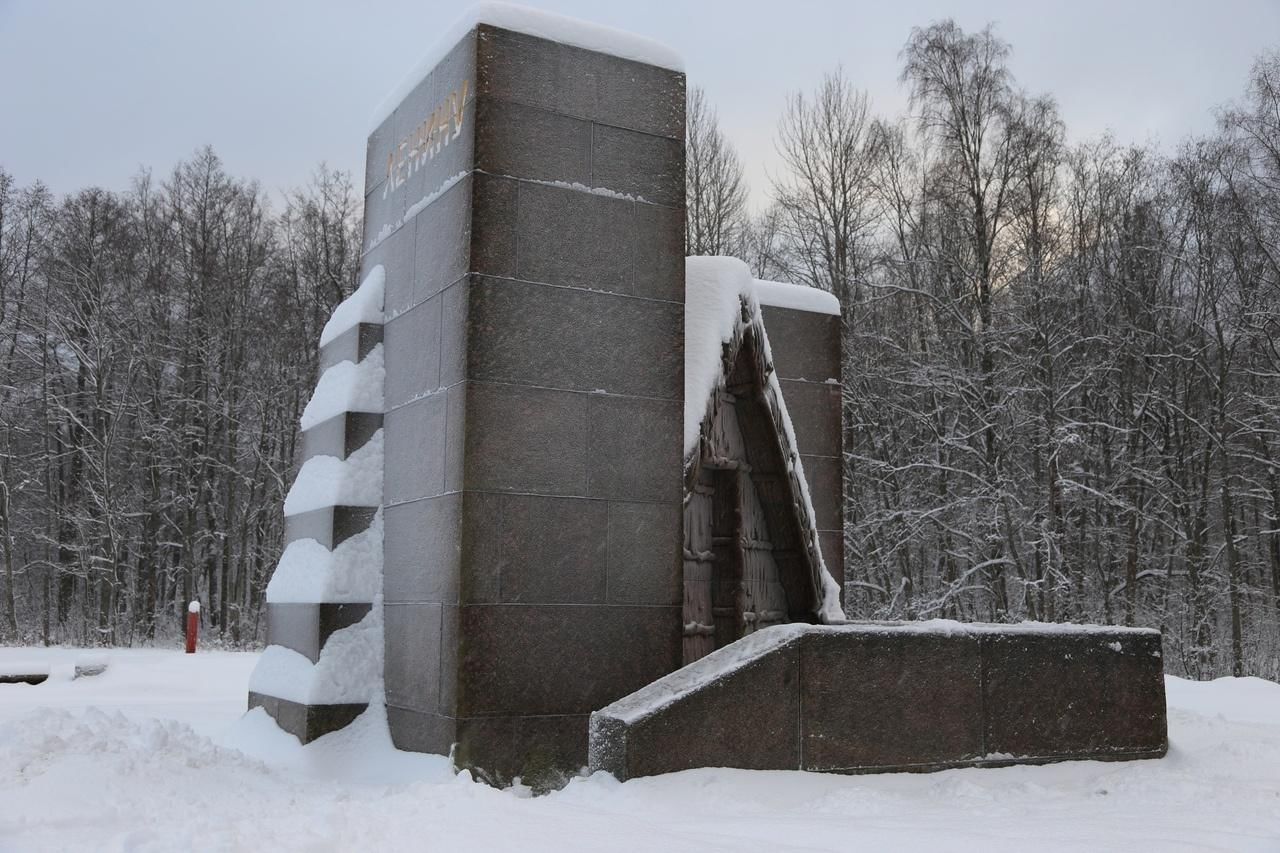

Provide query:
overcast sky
left=2, top=0, right=1277, bottom=209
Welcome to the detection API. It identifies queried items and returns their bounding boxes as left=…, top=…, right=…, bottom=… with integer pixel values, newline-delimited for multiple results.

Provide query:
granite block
left=384, top=391, right=448, bottom=503
left=475, top=97, right=592, bottom=185
left=384, top=294, right=442, bottom=407
left=459, top=381, right=589, bottom=495
left=384, top=602, right=443, bottom=713
left=383, top=494, right=462, bottom=604
left=586, top=395, right=682, bottom=502
left=466, top=276, right=683, bottom=399
left=801, top=631, right=983, bottom=771
left=455, top=603, right=681, bottom=717
left=590, top=124, right=683, bottom=208
left=760, top=306, right=841, bottom=382
left=606, top=501, right=682, bottom=605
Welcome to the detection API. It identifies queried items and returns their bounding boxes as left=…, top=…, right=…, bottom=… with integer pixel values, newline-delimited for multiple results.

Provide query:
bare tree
left=740, top=204, right=787, bottom=280
left=685, top=87, right=749, bottom=257
left=770, top=68, right=878, bottom=310
left=899, top=21, right=1019, bottom=619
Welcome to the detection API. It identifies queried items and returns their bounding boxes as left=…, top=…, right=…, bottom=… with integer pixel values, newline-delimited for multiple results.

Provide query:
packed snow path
left=1, top=647, right=1278, bottom=852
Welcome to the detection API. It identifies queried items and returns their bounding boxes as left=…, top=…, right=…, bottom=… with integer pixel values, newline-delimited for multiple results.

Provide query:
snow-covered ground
left=1, top=646, right=1278, bottom=852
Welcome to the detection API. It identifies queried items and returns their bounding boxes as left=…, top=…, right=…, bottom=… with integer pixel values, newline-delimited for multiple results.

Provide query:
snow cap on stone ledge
left=300, top=344, right=385, bottom=431
left=319, top=265, right=384, bottom=347
left=753, top=278, right=840, bottom=315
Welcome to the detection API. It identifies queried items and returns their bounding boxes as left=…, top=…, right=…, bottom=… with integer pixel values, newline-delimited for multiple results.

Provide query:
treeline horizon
left=0, top=152, right=362, bottom=647
left=3, top=20, right=1279, bottom=680
left=687, top=23, right=1280, bottom=680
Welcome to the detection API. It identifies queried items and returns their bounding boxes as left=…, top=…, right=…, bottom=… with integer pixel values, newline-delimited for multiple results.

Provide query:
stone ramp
left=589, top=621, right=1168, bottom=781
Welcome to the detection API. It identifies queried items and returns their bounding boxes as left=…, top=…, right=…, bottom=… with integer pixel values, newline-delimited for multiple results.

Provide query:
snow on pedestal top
left=370, top=1, right=684, bottom=130
left=282, top=431, right=384, bottom=516
left=300, top=344, right=385, bottom=431
left=753, top=278, right=841, bottom=315
left=266, top=511, right=384, bottom=605
left=319, top=266, right=385, bottom=347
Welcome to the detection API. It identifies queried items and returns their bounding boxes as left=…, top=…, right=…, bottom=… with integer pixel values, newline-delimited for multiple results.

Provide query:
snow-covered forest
left=704, top=24, right=1280, bottom=680
left=2, top=20, right=1279, bottom=681
left=0, top=156, right=362, bottom=648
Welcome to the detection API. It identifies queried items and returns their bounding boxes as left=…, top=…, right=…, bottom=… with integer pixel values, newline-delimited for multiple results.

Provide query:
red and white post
left=186, top=600, right=200, bottom=654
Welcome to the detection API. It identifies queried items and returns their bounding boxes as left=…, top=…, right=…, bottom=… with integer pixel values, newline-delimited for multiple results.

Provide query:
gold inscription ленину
left=383, top=79, right=470, bottom=199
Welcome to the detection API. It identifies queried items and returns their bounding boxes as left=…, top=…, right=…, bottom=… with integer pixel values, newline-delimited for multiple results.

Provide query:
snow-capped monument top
left=370, top=1, right=683, bottom=130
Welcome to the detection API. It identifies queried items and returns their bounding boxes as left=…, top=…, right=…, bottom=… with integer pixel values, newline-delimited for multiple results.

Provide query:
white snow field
left=1, top=646, right=1278, bottom=852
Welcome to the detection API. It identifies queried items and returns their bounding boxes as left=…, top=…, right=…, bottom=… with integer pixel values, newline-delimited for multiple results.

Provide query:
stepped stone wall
left=249, top=309, right=386, bottom=741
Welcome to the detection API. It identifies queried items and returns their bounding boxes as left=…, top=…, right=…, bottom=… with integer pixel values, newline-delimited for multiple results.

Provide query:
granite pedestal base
left=590, top=622, right=1168, bottom=781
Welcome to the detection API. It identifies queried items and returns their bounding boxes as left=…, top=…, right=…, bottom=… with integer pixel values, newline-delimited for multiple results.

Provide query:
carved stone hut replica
left=681, top=258, right=845, bottom=665
left=249, top=4, right=1168, bottom=786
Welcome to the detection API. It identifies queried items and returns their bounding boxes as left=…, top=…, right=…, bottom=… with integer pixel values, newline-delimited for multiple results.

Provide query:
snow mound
left=283, top=430, right=384, bottom=516
left=266, top=510, right=385, bottom=604
left=319, top=265, right=385, bottom=347
left=0, top=706, right=270, bottom=780
left=1164, top=675, right=1280, bottom=725
left=249, top=646, right=315, bottom=705
left=300, top=344, right=385, bottom=430
left=222, top=703, right=454, bottom=786
left=370, top=1, right=683, bottom=130
left=311, top=605, right=384, bottom=704
left=3, top=648, right=1280, bottom=852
